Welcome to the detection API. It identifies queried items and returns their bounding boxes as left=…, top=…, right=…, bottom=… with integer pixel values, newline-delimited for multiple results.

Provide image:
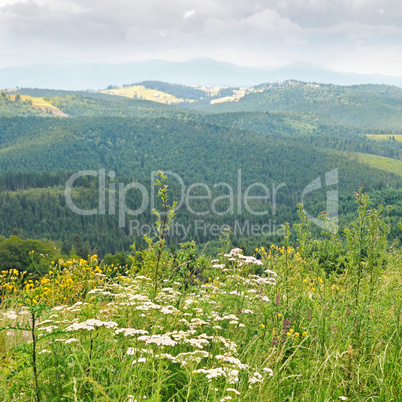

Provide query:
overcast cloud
left=0, top=0, right=401, bottom=75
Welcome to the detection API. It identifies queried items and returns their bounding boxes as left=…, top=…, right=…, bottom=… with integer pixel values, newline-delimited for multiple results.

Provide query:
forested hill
left=0, top=115, right=393, bottom=185
left=0, top=80, right=401, bottom=256
left=0, top=114, right=401, bottom=254
left=192, top=82, right=402, bottom=131
left=8, top=81, right=402, bottom=131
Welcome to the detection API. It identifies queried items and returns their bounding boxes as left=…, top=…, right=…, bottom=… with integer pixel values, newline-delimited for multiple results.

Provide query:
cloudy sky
left=0, top=0, right=401, bottom=75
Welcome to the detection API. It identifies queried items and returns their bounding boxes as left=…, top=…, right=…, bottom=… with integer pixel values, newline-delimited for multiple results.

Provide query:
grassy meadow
left=365, top=134, right=402, bottom=143
left=0, top=186, right=401, bottom=401
left=9, top=95, right=68, bottom=117
left=101, top=86, right=187, bottom=104
left=352, top=152, right=402, bottom=177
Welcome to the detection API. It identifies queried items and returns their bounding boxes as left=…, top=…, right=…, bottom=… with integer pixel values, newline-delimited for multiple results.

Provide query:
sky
left=0, top=0, right=401, bottom=75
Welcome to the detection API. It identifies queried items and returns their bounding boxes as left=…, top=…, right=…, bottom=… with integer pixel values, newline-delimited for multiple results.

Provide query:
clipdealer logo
left=65, top=169, right=285, bottom=226
left=65, top=168, right=339, bottom=237
left=301, top=168, right=339, bottom=234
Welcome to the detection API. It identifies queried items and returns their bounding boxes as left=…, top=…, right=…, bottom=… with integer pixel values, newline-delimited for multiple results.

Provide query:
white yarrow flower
left=212, top=264, right=226, bottom=269
left=249, top=371, right=263, bottom=384
left=193, top=367, right=226, bottom=381
left=137, top=334, right=177, bottom=347
left=66, top=319, right=118, bottom=331
left=132, top=357, right=147, bottom=364
left=65, top=338, right=79, bottom=344
left=263, top=367, right=274, bottom=376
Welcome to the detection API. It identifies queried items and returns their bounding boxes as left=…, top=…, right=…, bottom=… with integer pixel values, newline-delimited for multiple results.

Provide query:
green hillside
left=0, top=82, right=401, bottom=255
left=193, top=82, right=402, bottom=130
left=352, top=152, right=402, bottom=177
left=0, top=113, right=401, bottom=254
left=0, top=92, right=54, bottom=117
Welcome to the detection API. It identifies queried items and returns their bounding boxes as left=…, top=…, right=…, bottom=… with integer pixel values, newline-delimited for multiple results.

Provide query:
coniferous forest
left=0, top=82, right=401, bottom=264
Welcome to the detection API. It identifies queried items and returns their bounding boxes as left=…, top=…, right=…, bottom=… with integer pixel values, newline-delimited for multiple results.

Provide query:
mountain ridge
left=1, top=58, right=402, bottom=90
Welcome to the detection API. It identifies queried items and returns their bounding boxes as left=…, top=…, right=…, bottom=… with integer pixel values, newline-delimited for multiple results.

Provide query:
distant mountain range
left=1, top=58, right=402, bottom=90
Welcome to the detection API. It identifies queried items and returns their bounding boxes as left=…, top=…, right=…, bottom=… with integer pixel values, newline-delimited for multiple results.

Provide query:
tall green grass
left=0, top=189, right=401, bottom=401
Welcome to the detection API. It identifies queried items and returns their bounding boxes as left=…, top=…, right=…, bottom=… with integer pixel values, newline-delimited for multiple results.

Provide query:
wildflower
left=275, top=294, right=281, bottom=305
left=160, top=306, right=179, bottom=314
left=137, top=334, right=177, bottom=347
left=227, top=369, right=239, bottom=384
left=184, top=338, right=209, bottom=349
left=173, top=350, right=209, bottom=366
left=263, top=368, right=274, bottom=376
left=249, top=372, right=263, bottom=384
left=166, top=329, right=197, bottom=340
left=189, top=318, right=210, bottom=327
left=132, top=358, right=147, bottom=364
left=135, top=302, right=162, bottom=311
left=160, top=353, right=175, bottom=360
left=66, top=319, right=118, bottom=331
left=257, top=277, right=276, bottom=285
left=226, top=388, right=241, bottom=395
left=215, top=355, right=248, bottom=369
left=65, top=338, right=79, bottom=344
left=193, top=367, right=227, bottom=381
left=220, top=397, right=232, bottom=402
left=3, top=311, right=18, bottom=320
left=38, top=325, right=58, bottom=333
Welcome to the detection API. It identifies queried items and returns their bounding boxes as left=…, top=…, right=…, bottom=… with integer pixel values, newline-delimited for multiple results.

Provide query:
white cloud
left=183, top=9, right=196, bottom=20
left=0, top=0, right=401, bottom=76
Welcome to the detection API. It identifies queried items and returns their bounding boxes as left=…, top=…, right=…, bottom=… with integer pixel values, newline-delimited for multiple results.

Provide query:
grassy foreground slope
left=0, top=193, right=401, bottom=401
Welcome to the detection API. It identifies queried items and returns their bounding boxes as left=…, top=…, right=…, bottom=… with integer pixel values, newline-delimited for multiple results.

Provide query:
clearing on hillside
left=10, top=95, right=69, bottom=117
left=365, top=134, right=402, bottom=143
left=352, top=152, right=402, bottom=177
left=101, top=85, right=189, bottom=104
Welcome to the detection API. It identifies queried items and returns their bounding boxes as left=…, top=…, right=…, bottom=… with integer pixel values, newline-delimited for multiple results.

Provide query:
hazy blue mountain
left=1, top=58, right=402, bottom=90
